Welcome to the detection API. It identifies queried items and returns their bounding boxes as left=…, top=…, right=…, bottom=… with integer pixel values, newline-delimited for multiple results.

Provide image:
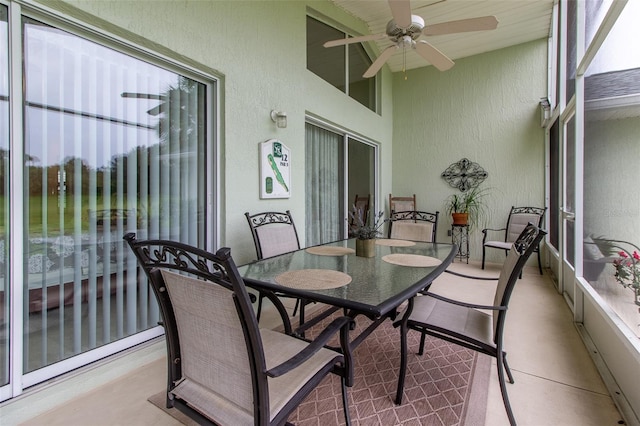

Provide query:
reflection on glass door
left=21, top=17, right=208, bottom=374
left=347, top=137, right=375, bottom=222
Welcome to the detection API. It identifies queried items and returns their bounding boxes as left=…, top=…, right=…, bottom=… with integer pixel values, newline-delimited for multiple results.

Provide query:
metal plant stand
left=452, top=224, right=469, bottom=263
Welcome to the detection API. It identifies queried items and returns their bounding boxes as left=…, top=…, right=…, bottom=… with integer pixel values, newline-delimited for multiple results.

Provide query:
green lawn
left=0, top=195, right=139, bottom=235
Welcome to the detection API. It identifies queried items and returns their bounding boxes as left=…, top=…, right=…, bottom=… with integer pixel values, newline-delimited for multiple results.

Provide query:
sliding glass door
left=1, top=5, right=214, bottom=399
left=21, top=16, right=208, bottom=373
left=305, top=121, right=377, bottom=246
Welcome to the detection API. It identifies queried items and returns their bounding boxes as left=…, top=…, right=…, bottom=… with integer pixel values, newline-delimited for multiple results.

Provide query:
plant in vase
left=444, top=185, right=489, bottom=231
left=348, top=206, right=385, bottom=257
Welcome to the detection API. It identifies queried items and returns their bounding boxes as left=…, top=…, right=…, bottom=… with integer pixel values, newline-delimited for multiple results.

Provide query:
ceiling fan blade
left=423, top=15, right=499, bottom=36
left=388, top=0, right=412, bottom=28
left=415, top=40, right=454, bottom=71
left=324, top=33, right=386, bottom=48
left=363, top=45, right=398, bottom=78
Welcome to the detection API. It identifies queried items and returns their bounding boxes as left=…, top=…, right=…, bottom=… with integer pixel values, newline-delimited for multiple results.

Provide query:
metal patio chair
left=245, top=210, right=310, bottom=322
left=124, top=233, right=353, bottom=426
left=389, top=193, right=416, bottom=213
left=482, top=206, right=546, bottom=274
left=395, top=223, right=546, bottom=426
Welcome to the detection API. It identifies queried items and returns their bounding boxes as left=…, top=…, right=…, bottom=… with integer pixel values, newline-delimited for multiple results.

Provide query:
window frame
left=306, top=12, right=379, bottom=113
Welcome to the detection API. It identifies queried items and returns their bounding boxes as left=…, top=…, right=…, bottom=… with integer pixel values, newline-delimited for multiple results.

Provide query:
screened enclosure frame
left=543, top=0, right=640, bottom=423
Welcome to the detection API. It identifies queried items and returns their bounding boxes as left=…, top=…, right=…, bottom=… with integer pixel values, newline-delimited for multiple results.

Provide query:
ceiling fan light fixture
left=400, top=35, right=415, bottom=48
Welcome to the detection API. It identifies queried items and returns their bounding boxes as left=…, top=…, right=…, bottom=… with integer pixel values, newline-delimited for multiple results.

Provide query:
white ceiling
left=327, top=0, right=555, bottom=73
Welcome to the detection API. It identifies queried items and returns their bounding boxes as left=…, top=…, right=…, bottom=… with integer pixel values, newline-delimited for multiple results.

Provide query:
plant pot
left=356, top=238, right=376, bottom=258
left=452, top=213, right=469, bottom=225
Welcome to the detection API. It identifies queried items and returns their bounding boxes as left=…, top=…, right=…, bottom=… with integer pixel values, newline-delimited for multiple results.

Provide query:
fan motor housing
left=386, top=14, right=425, bottom=40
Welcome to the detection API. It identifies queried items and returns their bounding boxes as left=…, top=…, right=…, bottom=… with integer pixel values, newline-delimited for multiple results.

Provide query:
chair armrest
left=426, top=292, right=507, bottom=311
left=481, top=227, right=507, bottom=243
left=482, top=227, right=506, bottom=233
left=266, top=315, right=353, bottom=378
left=246, top=286, right=293, bottom=334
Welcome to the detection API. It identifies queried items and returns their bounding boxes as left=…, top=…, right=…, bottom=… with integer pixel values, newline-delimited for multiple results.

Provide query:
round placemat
left=305, top=246, right=355, bottom=256
left=382, top=254, right=442, bottom=267
left=375, top=239, right=416, bottom=247
left=275, top=269, right=352, bottom=290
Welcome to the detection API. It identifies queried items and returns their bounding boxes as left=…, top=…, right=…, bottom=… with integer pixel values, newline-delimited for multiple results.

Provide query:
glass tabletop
left=238, top=239, right=457, bottom=317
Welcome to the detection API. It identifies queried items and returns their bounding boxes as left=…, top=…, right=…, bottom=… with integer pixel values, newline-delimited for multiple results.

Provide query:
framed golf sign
left=260, top=139, right=291, bottom=199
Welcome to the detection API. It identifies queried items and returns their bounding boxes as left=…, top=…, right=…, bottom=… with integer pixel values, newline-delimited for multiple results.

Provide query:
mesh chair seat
left=262, top=328, right=344, bottom=417
left=172, top=326, right=344, bottom=425
left=484, top=240, right=513, bottom=250
left=172, top=379, right=253, bottom=425
left=409, top=295, right=493, bottom=347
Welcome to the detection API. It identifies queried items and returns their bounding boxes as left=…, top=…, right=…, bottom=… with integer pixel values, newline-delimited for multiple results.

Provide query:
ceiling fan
left=324, top=0, right=498, bottom=78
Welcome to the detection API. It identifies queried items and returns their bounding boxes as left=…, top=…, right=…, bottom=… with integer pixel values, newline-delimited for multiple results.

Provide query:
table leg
left=395, top=297, right=415, bottom=405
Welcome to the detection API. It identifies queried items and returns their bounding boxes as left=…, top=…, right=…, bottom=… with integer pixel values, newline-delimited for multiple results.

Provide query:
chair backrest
left=388, top=210, right=439, bottom=242
left=389, top=194, right=416, bottom=213
left=245, top=210, right=301, bottom=259
left=350, top=194, right=370, bottom=224
left=492, top=224, right=547, bottom=341
left=124, top=233, right=266, bottom=424
left=505, top=206, right=546, bottom=243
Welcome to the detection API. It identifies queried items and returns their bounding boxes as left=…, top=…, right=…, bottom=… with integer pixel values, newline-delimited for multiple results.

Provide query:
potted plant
left=348, top=206, right=385, bottom=257
left=444, top=186, right=488, bottom=231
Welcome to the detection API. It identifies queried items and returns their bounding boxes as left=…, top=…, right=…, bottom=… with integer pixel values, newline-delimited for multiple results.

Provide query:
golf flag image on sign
left=260, top=139, right=291, bottom=199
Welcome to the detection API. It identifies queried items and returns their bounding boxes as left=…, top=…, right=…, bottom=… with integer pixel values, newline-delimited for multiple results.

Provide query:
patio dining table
left=238, top=238, right=457, bottom=404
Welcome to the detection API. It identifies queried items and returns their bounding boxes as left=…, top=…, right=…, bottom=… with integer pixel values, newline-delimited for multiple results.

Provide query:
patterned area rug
left=148, top=310, right=491, bottom=426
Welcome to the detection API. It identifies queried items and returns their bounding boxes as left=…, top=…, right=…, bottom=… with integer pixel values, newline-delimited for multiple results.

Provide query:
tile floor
left=1, top=261, right=626, bottom=425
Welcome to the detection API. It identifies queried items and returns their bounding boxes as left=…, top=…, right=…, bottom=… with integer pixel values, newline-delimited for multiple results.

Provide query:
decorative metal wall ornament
left=441, top=158, right=488, bottom=192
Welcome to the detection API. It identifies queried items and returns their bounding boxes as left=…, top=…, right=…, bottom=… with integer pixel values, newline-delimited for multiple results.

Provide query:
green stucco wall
left=391, top=39, right=548, bottom=261
left=39, top=1, right=546, bottom=265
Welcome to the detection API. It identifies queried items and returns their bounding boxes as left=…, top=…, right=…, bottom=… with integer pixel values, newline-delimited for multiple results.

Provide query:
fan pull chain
left=403, top=47, right=408, bottom=80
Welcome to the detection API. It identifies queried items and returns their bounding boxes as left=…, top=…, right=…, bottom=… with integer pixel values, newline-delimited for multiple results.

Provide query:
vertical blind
left=305, top=123, right=344, bottom=246
left=21, top=17, right=207, bottom=373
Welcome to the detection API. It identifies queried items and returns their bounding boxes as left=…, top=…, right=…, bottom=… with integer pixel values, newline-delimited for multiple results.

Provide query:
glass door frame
left=305, top=115, right=380, bottom=242
left=2, top=1, right=218, bottom=401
